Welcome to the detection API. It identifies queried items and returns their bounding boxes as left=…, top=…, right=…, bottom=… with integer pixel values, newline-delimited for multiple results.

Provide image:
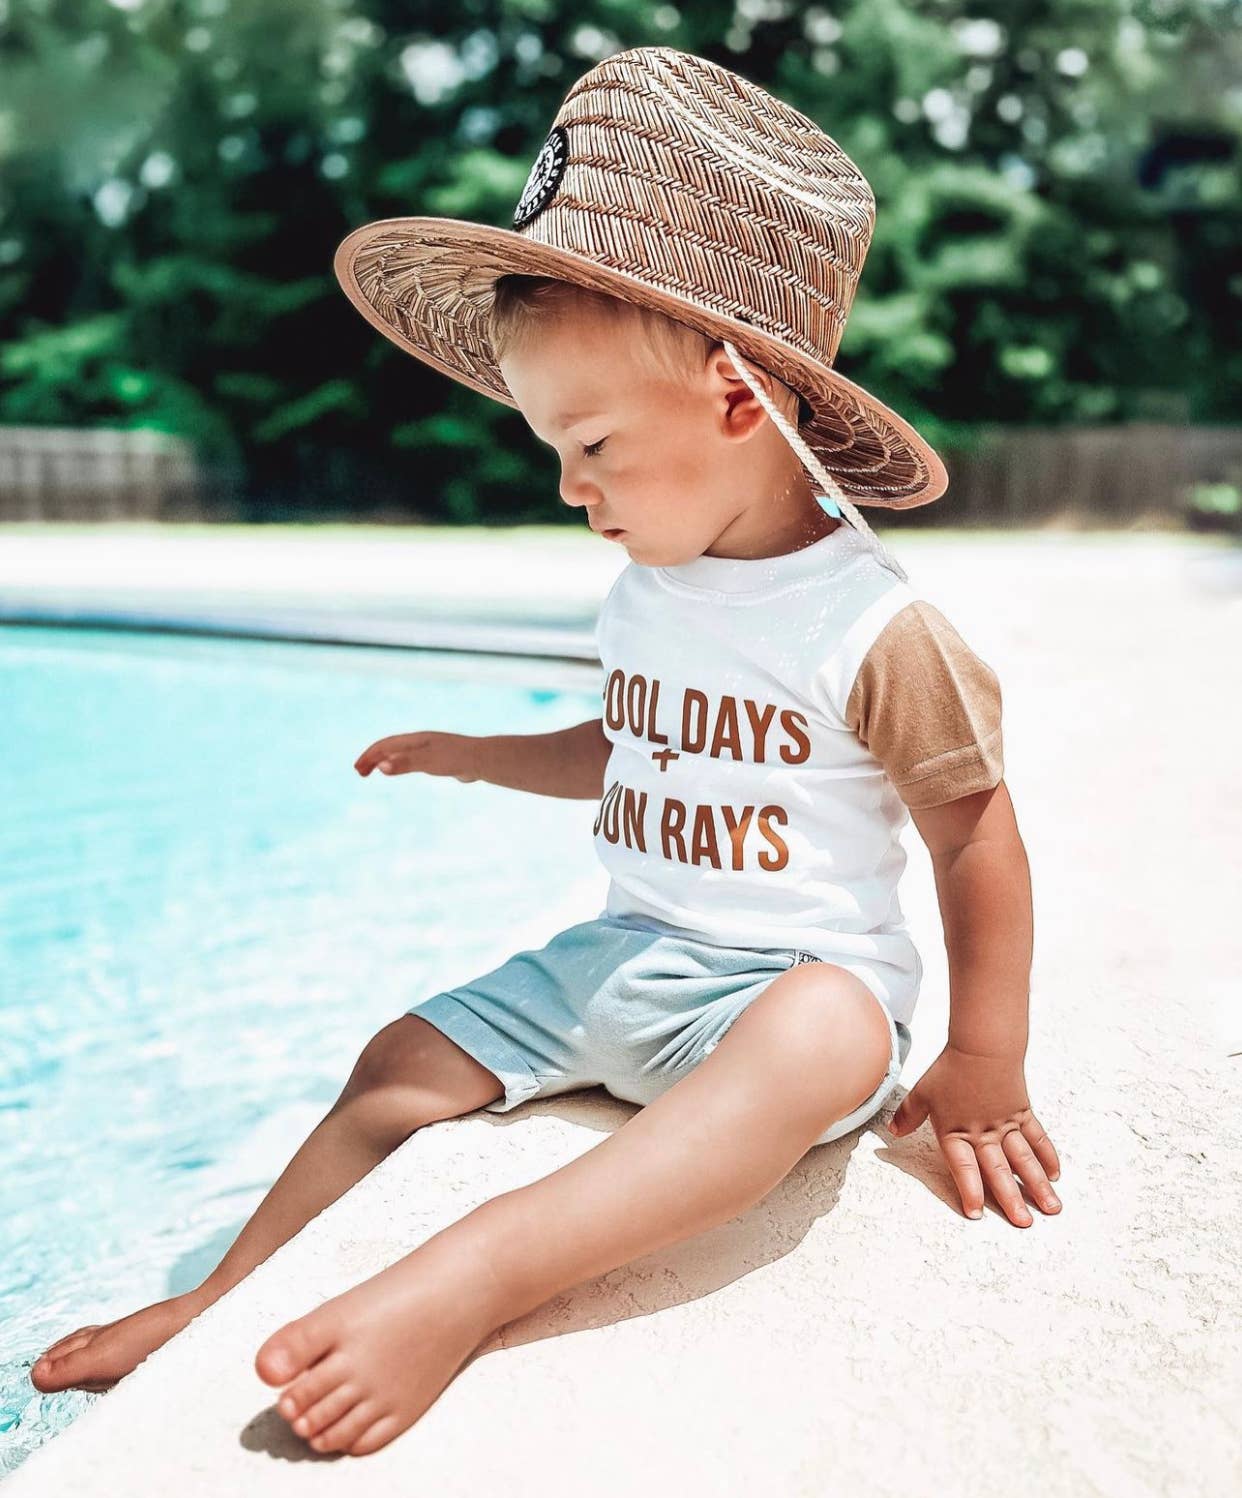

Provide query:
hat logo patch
left=514, top=125, right=569, bottom=229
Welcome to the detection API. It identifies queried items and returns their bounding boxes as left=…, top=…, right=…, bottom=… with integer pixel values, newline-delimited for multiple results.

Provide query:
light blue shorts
left=406, top=914, right=913, bottom=1148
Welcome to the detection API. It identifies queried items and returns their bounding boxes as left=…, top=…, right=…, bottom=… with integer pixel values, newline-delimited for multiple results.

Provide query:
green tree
left=1, top=0, right=1238, bottom=519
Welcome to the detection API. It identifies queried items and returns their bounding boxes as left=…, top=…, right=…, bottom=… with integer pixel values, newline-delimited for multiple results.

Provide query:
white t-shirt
left=591, top=517, right=1005, bottom=1024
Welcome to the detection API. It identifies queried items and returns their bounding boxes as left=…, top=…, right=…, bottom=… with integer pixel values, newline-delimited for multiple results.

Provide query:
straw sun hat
left=333, top=45, right=949, bottom=582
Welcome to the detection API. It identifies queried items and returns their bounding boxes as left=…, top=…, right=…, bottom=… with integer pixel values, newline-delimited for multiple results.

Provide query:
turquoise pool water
left=0, top=625, right=602, bottom=1475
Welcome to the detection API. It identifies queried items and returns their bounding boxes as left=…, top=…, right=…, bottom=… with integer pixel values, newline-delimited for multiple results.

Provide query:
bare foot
left=29, top=1288, right=212, bottom=1393
left=255, top=1246, right=504, bottom=1457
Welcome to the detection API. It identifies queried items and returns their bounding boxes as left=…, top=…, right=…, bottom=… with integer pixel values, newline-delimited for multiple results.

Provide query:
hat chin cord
left=721, top=340, right=909, bottom=584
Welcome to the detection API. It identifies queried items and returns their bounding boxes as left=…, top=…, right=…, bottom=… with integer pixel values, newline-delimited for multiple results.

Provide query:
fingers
left=1001, top=1125, right=1062, bottom=1215
left=354, top=735, right=425, bottom=776
left=354, top=742, right=390, bottom=775
left=975, top=1138, right=1033, bottom=1226
left=1019, top=1111, right=1061, bottom=1183
left=940, top=1135, right=986, bottom=1220
left=888, top=1088, right=928, bottom=1137
left=942, top=1129, right=1063, bottom=1226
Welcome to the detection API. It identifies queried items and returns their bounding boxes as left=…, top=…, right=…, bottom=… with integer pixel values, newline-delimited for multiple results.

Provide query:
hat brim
left=334, top=216, right=948, bottom=509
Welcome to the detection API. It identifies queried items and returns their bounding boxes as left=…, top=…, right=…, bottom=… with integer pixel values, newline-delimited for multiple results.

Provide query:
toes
left=37, top=1326, right=104, bottom=1364
left=30, top=1361, right=62, bottom=1393
left=255, top=1314, right=335, bottom=1387
left=347, top=1413, right=402, bottom=1456
left=277, top=1353, right=350, bottom=1425
left=54, top=1348, right=115, bottom=1387
left=310, top=1400, right=381, bottom=1454
left=294, top=1382, right=361, bottom=1441
left=31, top=1342, right=119, bottom=1392
left=30, top=1359, right=70, bottom=1393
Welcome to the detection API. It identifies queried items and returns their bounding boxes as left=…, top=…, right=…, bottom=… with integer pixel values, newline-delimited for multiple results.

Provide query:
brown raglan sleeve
left=844, top=599, right=1004, bottom=809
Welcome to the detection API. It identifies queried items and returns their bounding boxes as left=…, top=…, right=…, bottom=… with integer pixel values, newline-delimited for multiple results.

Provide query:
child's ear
left=709, top=344, right=782, bottom=437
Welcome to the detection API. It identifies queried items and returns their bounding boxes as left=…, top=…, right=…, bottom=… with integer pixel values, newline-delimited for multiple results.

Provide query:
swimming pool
left=0, top=625, right=603, bottom=1474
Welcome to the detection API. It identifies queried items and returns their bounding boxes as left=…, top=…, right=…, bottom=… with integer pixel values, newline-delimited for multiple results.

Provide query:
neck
left=704, top=464, right=842, bottom=561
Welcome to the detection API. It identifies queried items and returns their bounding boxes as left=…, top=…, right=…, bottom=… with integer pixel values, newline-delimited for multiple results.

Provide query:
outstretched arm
left=469, top=716, right=611, bottom=800
left=355, top=717, right=610, bottom=800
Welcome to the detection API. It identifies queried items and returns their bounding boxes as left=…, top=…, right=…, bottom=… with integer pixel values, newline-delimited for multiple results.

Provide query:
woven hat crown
left=513, top=46, right=876, bottom=375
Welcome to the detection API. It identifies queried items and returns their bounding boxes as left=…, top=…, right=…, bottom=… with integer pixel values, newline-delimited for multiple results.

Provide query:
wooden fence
left=1, top=422, right=1240, bottom=526
left=920, top=422, right=1242, bottom=529
left=0, top=426, right=215, bottom=521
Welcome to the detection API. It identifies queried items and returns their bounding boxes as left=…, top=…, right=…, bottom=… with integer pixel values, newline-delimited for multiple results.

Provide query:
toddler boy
left=31, top=47, right=1062, bottom=1459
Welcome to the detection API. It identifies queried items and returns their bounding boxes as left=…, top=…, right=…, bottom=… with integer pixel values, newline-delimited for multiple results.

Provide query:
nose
left=558, top=468, right=597, bottom=513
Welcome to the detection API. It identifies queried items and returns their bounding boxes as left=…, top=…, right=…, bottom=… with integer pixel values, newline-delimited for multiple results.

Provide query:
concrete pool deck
left=4, top=522, right=1240, bottom=1496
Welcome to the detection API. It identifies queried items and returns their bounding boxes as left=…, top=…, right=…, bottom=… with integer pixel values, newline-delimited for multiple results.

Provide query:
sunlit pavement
left=4, top=523, right=1239, bottom=1496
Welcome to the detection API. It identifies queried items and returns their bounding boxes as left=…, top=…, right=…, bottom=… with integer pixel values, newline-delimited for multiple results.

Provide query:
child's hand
left=354, top=732, right=479, bottom=783
left=887, top=1046, right=1062, bottom=1227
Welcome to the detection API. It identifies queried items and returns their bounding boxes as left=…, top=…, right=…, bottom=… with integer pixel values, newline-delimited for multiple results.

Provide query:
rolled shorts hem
left=689, top=962, right=911, bottom=1149
left=806, top=989, right=911, bottom=1147
left=405, top=993, right=543, bottom=1114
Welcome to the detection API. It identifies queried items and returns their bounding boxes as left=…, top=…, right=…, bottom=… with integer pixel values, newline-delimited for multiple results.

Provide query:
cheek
left=664, top=442, right=714, bottom=500
left=656, top=463, right=710, bottom=527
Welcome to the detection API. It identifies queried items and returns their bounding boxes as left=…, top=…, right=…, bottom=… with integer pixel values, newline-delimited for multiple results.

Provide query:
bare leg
left=254, top=964, right=893, bottom=1458
left=452, top=964, right=894, bottom=1321
left=29, top=1016, right=503, bottom=1393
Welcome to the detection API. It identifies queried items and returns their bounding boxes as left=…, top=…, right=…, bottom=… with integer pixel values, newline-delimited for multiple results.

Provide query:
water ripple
left=1, top=624, right=602, bottom=1475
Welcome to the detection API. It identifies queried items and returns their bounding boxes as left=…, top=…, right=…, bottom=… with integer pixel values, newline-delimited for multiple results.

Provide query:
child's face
left=498, top=302, right=808, bottom=566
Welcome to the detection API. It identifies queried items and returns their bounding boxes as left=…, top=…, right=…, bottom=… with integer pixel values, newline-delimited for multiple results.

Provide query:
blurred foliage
left=0, top=0, right=1239, bottom=520
left=1187, top=478, right=1241, bottom=517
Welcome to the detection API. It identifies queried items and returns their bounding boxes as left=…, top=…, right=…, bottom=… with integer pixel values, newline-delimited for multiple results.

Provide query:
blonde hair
left=488, top=275, right=810, bottom=427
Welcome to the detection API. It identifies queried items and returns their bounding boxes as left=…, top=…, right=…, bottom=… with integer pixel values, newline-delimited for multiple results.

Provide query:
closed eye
left=583, top=437, right=607, bottom=458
